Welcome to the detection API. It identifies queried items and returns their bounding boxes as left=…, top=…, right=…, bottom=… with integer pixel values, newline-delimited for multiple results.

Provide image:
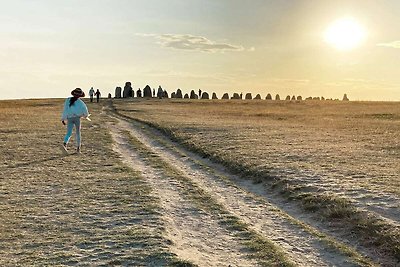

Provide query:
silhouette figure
left=95, top=89, right=101, bottom=103
left=89, top=87, right=94, bottom=102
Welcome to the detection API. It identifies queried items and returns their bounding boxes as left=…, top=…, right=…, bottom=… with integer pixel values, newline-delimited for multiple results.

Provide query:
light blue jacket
left=61, top=97, right=89, bottom=121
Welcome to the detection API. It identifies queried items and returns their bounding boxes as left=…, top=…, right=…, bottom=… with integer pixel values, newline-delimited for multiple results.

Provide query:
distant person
left=61, top=88, right=90, bottom=154
left=95, top=89, right=101, bottom=103
left=153, top=88, right=155, bottom=97
left=89, top=87, right=94, bottom=102
left=198, top=89, right=202, bottom=99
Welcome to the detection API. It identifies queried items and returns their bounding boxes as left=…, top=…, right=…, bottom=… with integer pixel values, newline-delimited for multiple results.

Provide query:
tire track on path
left=108, top=123, right=259, bottom=267
left=109, top=113, right=375, bottom=267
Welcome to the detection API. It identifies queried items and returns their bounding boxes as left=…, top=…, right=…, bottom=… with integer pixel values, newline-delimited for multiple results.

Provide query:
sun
left=324, top=17, right=366, bottom=51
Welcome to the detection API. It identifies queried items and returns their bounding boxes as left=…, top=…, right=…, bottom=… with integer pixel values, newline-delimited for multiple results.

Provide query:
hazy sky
left=1, top=0, right=400, bottom=100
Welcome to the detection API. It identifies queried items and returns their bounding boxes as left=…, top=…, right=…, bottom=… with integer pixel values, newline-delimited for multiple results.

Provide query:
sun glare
left=324, top=17, right=366, bottom=51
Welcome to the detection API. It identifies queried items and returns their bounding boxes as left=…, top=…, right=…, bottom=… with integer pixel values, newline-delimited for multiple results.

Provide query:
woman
left=61, top=88, right=90, bottom=153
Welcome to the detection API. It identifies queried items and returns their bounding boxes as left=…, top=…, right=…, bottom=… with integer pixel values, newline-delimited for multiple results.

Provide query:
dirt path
left=109, top=124, right=258, bottom=267
left=108, top=112, right=374, bottom=267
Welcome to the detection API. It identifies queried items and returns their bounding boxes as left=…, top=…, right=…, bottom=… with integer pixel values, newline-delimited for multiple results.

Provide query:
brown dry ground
left=1, top=98, right=399, bottom=266
left=113, top=98, right=400, bottom=265
left=0, top=99, right=192, bottom=266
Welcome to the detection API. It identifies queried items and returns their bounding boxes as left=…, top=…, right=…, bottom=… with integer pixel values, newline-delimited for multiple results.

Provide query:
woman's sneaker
left=76, top=147, right=81, bottom=154
left=62, top=143, right=68, bottom=153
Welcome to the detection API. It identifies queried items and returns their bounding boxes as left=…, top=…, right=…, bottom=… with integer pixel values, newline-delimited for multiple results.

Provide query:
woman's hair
left=69, top=97, right=78, bottom=107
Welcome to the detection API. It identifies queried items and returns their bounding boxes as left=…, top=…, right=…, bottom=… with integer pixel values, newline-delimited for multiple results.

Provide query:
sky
left=1, top=0, right=400, bottom=100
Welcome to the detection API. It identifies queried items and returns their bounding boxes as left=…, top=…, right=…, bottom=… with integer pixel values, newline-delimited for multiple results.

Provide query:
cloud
left=137, top=33, right=245, bottom=53
left=377, top=41, right=400, bottom=48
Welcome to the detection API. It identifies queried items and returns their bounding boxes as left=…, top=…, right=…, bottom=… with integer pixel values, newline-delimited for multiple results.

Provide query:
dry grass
left=113, top=98, right=400, bottom=262
left=0, top=99, right=193, bottom=266
left=123, top=130, right=295, bottom=267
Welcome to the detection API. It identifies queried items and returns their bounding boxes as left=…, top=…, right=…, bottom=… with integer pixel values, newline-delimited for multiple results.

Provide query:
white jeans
left=63, top=117, right=81, bottom=147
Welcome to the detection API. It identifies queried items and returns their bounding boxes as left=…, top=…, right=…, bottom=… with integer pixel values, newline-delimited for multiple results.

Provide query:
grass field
left=113, top=98, right=400, bottom=265
left=0, top=99, right=193, bottom=266
left=1, top=98, right=399, bottom=266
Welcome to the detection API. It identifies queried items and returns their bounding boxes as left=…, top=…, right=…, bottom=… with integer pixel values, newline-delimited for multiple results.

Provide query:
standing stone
left=222, top=93, right=229, bottom=99
left=176, top=89, right=183, bottom=98
left=143, top=85, right=152, bottom=97
left=136, top=88, right=142, bottom=98
left=108, top=93, right=112, bottom=99
left=275, top=94, right=280, bottom=101
left=266, top=93, right=272, bottom=100
left=115, top=87, right=122, bottom=98
left=254, top=94, right=261, bottom=99
left=184, top=93, right=189, bottom=99
left=232, top=93, right=240, bottom=99
left=123, top=82, right=133, bottom=98
left=297, top=96, right=302, bottom=101
left=342, top=94, right=349, bottom=101
left=201, top=92, right=209, bottom=99
left=157, top=86, right=163, bottom=99
left=171, top=92, right=176, bottom=98
left=321, top=96, right=325, bottom=100
left=291, top=95, right=296, bottom=101
left=190, top=90, right=198, bottom=99
left=285, top=95, right=291, bottom=100
left=163, top=90, right=169, bottom=98
left=212, top=92, right=218, bottom=99
left=245, top=93, right=252, bottom=99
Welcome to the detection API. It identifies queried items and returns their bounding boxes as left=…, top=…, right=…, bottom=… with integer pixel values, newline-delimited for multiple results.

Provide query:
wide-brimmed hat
left=71, top=88, right=85, bottom=98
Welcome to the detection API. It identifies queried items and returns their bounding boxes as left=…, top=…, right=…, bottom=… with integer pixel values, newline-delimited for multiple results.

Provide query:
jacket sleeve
left=61, top=98, right=69, bottom=121
left=79, top=100, right=89, bottom=118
